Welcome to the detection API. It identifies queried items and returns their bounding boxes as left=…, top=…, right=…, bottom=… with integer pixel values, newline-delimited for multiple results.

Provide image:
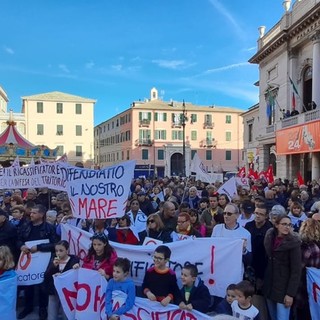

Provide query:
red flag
left=292, top=92, right=296, bottom=110
left=258, top=170, right=266, bottom=182
left=237, top=166, right=246, bottom=178
left=297, top=172, right=304, bottom=186
left=265, top=165, right=274, bottom=183
left=248, top=168, right=258, bottom=180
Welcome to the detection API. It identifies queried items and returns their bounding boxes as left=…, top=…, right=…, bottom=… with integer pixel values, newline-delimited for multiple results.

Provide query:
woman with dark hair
left=263, top=214, right=301, bottom=320
left=295, top=219, right=320, bottom=320
left=80, top=233, right=117, bottom=280
left=189, top=209, right=206, bottom=237
left=218, top=194, right=230, bottom=211
left=108, top=214, right=139, bottom=245
left=138, top=213, right=172, bottom=244
left=126, top=199, right=148, bottom=238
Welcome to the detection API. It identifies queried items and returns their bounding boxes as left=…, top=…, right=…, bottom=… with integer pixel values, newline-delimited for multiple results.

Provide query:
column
left=288, top=49, right=298, bottom=112
left=312, top=153, right=320, bottom=181
left=312, top=31, right=320, bottom=108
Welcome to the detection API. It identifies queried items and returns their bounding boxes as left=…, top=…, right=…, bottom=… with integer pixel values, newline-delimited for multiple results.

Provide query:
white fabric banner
left=307, top=267, right=320, bottom=320
left=16, top=240, right=51, bottom=285
left=235, top=177, right=250, bottom=190
left=61, top=224, right=243, bottom=297
left=54, top=269, right=212, bottom=320
left=217, top=176, right=238, bottom=200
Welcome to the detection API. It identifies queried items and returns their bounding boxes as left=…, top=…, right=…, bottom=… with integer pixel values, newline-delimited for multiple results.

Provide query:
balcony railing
left=171, top=122, right=182, bottom=128
left=139, top=119, right=150, bottom=127
left=281, top=109, right=320, bottom=129
left=203, top=122, right=214, bottom=129
left=135, top=139, right=153, bottom=146
left=200, top=138, right=217, bottom=148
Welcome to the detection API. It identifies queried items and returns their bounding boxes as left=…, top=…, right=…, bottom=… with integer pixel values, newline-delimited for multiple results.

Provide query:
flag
left=190, top=153, right=213, bottom=183
left=289, top=76, right=299, bottom=95
left=266, top=90, right=274, bottom=117
left=217, top=177, right=238, bottom=201
left=248, top=167, right=258, bottom=180
left=297, top=172, right=305, bottom=186
left=237, top=166, right=246, bottom=178
left=292, top=92, right=296, bottom=110
left=265, top=165, right=274, bottom=183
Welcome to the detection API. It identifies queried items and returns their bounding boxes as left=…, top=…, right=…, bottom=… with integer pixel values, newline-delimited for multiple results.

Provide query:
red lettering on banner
left=78, top=198, right=117, bottom=218
left=313, top=282, right=320, bottom=302
left=94, top=285, right=105, bottom=312
left=76, top=282, right=91, bottom=311
left=62, top=282, right=78, bottom=311
left=137, top=307, right=150, bottom=319
left=67, top=230, right=87, bottom=261
left=18, top=252, right=31, bottom=270
left=208, top=245, right=215, bottom=285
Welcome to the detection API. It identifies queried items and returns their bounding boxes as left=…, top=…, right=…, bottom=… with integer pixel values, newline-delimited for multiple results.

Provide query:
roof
left=21, top=91, right=96, bottom=103
left=0, top=121, right=35, bottom=148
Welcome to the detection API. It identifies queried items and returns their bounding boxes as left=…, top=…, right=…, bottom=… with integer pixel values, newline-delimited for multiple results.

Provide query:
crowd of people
left=0, top=175, right=320, bottom=320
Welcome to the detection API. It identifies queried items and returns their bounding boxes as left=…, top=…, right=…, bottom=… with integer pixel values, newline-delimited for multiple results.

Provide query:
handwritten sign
left=307, top=267, right=320, bottom=320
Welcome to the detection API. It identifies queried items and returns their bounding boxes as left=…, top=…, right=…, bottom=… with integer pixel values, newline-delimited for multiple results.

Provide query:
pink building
left=94, top=88, right=244, bottom=177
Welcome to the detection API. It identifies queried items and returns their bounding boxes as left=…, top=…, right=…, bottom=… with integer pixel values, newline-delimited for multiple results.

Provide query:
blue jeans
left=267, top=299, right=290, bottom=320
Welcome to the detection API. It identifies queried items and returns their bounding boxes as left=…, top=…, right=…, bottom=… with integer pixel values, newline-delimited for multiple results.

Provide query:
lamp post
left=182, top=100, right=187, bottom=177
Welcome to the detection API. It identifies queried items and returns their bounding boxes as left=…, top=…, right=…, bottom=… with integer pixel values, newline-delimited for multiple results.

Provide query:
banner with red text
left=61, top=224, right=243, bottom=297
left=307, top=267, right=320, bottom=320
left=54, top=268, right=212, bottom=320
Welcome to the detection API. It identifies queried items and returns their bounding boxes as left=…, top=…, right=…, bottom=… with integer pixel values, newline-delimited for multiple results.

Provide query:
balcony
left=200, top=138, right=217, bottom=148
left=203, top=122, right=214, bottom=129
left=171, top=122, right=182, bottom=128
left=139, top=119, right=150, bottom=127
left=135, top=139, right=153, bottom=146
left=281, top=109, right=320, bottom=129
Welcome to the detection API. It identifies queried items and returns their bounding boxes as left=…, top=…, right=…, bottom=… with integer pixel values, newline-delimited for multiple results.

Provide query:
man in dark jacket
left=137, top=191, right=155, bottom=216
left=0, top=208, right=17, bottom=259
left=17, top=204, right=58, bottom=320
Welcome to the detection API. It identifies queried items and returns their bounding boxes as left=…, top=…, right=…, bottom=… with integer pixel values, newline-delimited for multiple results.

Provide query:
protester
left=214, top=283, right=237, bottom=315
left=237, top=200, right=255, bottom=227
left=44, top=240, right=79, bottom=320
left=287, top=201, right=308, bottom=232
left=178, top=264, right=211, bottom=313
left=263, top=214, right=301, bottom=320
left=137, top=191, right=156, bottom=216
left=0, top=208, right=17, bottom=261
left=126, top=199, right=148, bottom=239
left=183, top=186, right=200, bottom=209
left=46, top=210, right=58, bottom=225
left=80, top=233, right=117, bottom=280
left=218, top=194, right=230, bottom=211
left=158, top=201, right=177, bottom=233
left=173, top=212, right=202, bottom=239
left=189, top=209, right=206, bottom=236
left=142, top=245, right=181, bottom=306
left=105, top=258, right=135, bottom=319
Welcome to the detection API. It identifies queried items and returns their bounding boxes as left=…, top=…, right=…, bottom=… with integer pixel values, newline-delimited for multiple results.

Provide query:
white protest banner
left=190, top=153, right=213, bottom=183
left=142, top=237, right=163, bottom=246
left=16, top=240, right=51, bottom=285
left=235, top=177, right=250, bottom=190
left=62, top=225, right=243, bottom=297
left=65, top=160, right=136, bottom=219
left=54, top=268, right=107, bottom=320
left=0, top=272, right=17, bottom=319
left=171, top=231, right=193, bottom=241
left=307, top=267, right=320, bottom=320
left=55, top=269, right=212, bottom=320
left=217, top=176, right=238, bottom=200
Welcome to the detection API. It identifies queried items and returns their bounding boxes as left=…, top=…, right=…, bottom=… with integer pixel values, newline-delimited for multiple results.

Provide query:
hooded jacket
left=263, top=228, right=301, bottom=303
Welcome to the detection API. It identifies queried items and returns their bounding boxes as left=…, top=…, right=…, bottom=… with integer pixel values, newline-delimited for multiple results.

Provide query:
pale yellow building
left=95, top=88, right=244, bottom=178
left=22, top=91, right=96, bottom=166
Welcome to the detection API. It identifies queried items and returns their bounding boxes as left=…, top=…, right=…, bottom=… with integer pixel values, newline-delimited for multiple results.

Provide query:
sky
left=0, top=0, right=288, bottom=125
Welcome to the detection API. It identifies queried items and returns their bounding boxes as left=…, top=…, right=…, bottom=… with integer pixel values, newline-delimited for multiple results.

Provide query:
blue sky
left=0, top=0, right=286, bottom=125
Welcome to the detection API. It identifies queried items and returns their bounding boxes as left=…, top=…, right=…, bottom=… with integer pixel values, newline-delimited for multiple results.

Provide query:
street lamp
left=182, top=100, right=187, bottom=177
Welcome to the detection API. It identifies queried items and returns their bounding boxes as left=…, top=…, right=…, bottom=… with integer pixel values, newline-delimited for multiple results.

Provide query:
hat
left=254, top=195, right=265, bottom=202
left=0, top=209, right=8, bottom=218
left=270, top=205, right=286, bottom=216
left=137, top=191, right=146, bottom=196
left=242, top=201, right=254, bottom=214
left=4, top=191, right=12, bottom=197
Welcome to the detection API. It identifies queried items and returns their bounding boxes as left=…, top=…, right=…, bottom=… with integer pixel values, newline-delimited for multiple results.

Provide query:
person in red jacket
left=80, top=233, right=117, bottom=280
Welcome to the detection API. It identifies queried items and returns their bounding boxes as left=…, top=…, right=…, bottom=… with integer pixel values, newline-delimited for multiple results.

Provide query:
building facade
left=21, top=91, right=95, bottom=166
left=95, top=88, right=244, bottom=178
left=247, top=0, right=320, bottom=182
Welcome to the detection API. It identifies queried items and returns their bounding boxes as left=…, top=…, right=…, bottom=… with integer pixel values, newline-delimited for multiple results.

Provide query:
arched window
left=303, top=66, right=312, bottom=112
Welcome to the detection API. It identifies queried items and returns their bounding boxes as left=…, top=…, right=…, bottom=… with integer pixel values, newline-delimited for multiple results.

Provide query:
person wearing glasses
left=263, top=214, right=301, bottom=320
left=142, top=245, right=181, bottom=306
left=173, top=212, right=202, bottom=240
left=138, top=213, right=172, bottom=244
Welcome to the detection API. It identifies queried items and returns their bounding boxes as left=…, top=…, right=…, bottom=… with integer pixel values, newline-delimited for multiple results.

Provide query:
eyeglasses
left=177, top=220, right=187, bottom=224
left=152, top=255, right=165, bottom=261
left=223, top=212, right=235, bottom=216
left=279, top=223, right=293, bottom=228
left=147, top=219, right=155, bottom=224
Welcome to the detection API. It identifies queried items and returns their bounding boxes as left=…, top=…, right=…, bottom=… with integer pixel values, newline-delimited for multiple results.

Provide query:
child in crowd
left=232, top=280, right=260, bottom=320
left=44, top=240, right=79, bottom=320
left=178, top=264, right=211, bottom=313
left=215, top=283, right=237, bottom=315
left=142, top=245, right=181, bottom=306
left=105, top=258, right=135, bottom=320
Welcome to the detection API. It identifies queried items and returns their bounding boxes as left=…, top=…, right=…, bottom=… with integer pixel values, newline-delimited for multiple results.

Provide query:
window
left=158, top=149, right=164, bottom=160
left=226, top=151, right=231, bottom=160
left=37, top=102, right=43, bottom=113
left=56, top=103, right=63, bottom=114
left=76, top=125, right=82, bottom=136
left=142, top=149, right=148, bottom=160
left=155, top=112, right=167, bottom=121
left=191, top=131, right=197, bottom=140
left=206, top=131, right=212, bottom=140
left=172, top=113, right=182, bottom=125
left=190, top=114, right=197, bottom=123
left=75, top=104, right=82, bottom=114
left=191, top=150, right=196, bottom=160
left=226, top=115, right=231, bottom=123
left=206, top=150, right=212, bottom=160
left=76, top=146, right=82, bottom=157
left=56, top=145, right=64, bottom=156
left=56, top=125, right=63, bottom=135
left=127, top=150, right=130, bottom=160
left=139, top=129, right=151, bottom=140
left=248, top=124, right=253, bottom=142
left=204, top=114, right=212, bottom=123
left=154, top=130, right=166, bottom=140
left=37, top=124, right=44, bottom=135
left=172, top=130, right=183, bottom=140
left=226, top=131, right=231, bottom=141
left=139, top=112, right=151, bottom=121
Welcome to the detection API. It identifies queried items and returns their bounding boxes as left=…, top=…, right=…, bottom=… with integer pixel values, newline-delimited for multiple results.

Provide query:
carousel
left=0, top=113, right=58, bottom=167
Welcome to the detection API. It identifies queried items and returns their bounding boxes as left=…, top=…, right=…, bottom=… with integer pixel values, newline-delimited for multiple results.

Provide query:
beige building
left=22, top=91, right=96, bottom=166
left=247, top=0, right=320, bottom=181
left=95, top=88, right=244, bottom=178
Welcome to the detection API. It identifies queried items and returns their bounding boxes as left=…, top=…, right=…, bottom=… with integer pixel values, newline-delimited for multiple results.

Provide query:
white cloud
left=85, top=61, right=95, bottom=69
left=111, top=64, right=123, bottom=71
left=204, top=62, right=250, bottom=74
left=3, top=46, right=14, bottom=55
left=152, top=59, right=187, bottom=70
left=242, top=46, right=256, bottom=52
left=58, top=64, right=70, bottom=73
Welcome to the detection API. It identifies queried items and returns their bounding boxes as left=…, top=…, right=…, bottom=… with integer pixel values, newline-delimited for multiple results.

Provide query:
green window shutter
left=155, top=113, right=158, bottom=121
left=164, top=113, right=167, bottom=121
left=163, top=130, right=166, bottom=140
left=148, top=112, right=151, bottom=120
left=139, top=112, right=142, bottom=120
